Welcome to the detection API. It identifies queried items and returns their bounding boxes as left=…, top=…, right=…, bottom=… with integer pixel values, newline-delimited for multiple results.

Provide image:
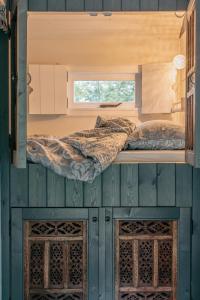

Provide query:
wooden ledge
left=114, top=150, right=185, bottom=164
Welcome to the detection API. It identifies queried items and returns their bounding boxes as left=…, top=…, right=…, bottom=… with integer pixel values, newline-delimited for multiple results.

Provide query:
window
left=68, top=72, right=136, bottom=112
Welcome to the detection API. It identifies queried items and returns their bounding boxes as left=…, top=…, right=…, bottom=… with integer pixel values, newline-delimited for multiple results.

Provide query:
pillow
left=95, top=116, right=136, bottom=135
left=127, top=120, right=185, bottom=150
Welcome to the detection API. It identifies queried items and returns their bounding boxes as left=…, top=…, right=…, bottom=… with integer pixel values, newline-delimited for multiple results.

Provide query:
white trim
left=67, top=72, right=137, bottom=115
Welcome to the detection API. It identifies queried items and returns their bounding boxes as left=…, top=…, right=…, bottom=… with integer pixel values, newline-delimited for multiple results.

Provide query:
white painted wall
left=27, top=12, right=184, bottom=136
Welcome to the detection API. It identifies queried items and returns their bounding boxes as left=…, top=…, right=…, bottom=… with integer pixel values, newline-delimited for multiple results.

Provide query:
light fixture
left=173, top=54, right=186, bottom=70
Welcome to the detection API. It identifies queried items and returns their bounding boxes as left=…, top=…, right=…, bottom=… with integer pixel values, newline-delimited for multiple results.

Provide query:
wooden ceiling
left=28, top=12, right=184, bottom=68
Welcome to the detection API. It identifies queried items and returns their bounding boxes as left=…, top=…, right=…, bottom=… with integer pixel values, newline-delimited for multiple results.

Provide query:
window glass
left=74, top=80, right=135, bottom=103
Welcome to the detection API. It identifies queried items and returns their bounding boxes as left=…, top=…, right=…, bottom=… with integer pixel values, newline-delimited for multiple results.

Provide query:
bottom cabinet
left=11, top=208, right=191, bottom=300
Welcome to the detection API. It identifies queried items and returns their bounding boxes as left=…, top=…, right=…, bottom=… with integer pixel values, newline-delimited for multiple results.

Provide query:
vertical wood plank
left=139, top=164, right=157, bottom=206
left=0, top=30, right=10, bottom=300
left=176, top=164, right=192, bottom=207
left=99, top=208, right=106, bottom=300
left=84, top=175, right=102, bottom=207
left=11, top=209, right=23, bottom=300
left=140, top=0, right=159, bottom=10
left=157, top=164, right=175, bottom=206
left=88, top=208, right=99, bottom=300
left=10, top=166, right=28, bottom=207
left=29, top=164, right=47, bottom=207
left=66, top=0, right=85, bottom=11
left=47, top=170, right=65, bottom=207
left=48, top=0, right=66, bottom=11
left=105, top=208, right=113, bottom=300
left=85, top=0, right=103, bottom=11
left=176, top=0, right=188, bottom=10
left=103, top=165, right=120, bottom=207
left=28, top=0, right=48, bottom=11
left=122, top=0, right=140, bottom=10
left=103, top=0, right=121, bottom=11
left=178, top=208, right=191, bottom=300
left=159, top=0, right=176, bottom=10
left=65, top=179, right=84, bottom=207
left=192, top=168, right=200, bottom=300
left=120, top=164, right=138, bottom=207
left=14, top=0, right=28, bottom=168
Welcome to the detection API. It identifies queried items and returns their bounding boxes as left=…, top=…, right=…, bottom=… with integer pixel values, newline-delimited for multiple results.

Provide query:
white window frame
left=67, top=72, right=137, bottom=115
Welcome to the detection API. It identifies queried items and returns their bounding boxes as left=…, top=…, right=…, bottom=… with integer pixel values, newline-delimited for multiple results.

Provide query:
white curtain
left=0, top=0, right=7, bottom=32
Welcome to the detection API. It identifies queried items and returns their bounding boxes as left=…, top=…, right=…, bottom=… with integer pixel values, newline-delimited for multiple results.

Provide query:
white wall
left=27, top=13, right=184, bottom=136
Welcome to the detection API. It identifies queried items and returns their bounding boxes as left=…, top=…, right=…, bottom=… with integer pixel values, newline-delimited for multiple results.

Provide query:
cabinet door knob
left=105, top=216, right=111, bottom=222
left=92, top=216, right=98, bottom=223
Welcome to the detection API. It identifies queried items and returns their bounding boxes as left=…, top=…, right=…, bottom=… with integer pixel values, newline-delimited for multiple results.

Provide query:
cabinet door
left=10, top=1, right=27, bottom=168
left=112, top=208, right=191, bottom=300
left=54, top=65, right=68, bottom=114
left=185, top=0, right=200, bottom=167
left=28, top=65, right=41, bottom=114
left=40, top=65, right=55, bottom=114
left=11, top=208, right=99, bottom=300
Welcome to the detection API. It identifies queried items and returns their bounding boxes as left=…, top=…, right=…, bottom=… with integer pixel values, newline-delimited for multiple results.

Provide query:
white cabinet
left=28, top=64, right=67, bottom=114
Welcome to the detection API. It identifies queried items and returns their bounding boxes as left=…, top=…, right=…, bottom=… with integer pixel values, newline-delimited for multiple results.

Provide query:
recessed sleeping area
left=27, top=12, right=186, bottom=180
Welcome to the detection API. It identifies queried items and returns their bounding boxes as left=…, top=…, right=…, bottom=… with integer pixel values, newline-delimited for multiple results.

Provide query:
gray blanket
left=27, top=117, right=136, bottom=182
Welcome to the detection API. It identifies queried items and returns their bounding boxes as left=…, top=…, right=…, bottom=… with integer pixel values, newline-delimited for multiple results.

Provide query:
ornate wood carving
left=24, top=221, right=87, bottom=300
left=116, top=220, right=177, bottom=300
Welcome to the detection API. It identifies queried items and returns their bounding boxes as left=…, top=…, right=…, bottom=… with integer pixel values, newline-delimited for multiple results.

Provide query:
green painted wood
left=47, top=170, right=65, bottom=207
left=139, top=164, right=157, bottom=206
left=176, top=0, right=188, bottom=10
left=10, top=166, right=28, bottom=207
left=176, top=164, right=192, bottom=207
left=66, top=0, right=85, bottom=11
left=85, top=0, right=103, bottom=11
left=103, top=0, right=121, bottom=11
left=159, top=0, right=176, bottom=10
left=193, top=0, right=200, bottom=167
left=11, top=209, right=23, bottom=300
left=29, top=164, right=47, bottom=207
left=178, top=208, right=191, bottom=300
left=122, top=0, right=140, bottom=10
left=84, top=175, right=102, bottom=207
left=23, top=208, right=89, bottom=219
left=191, top=168, right=200, bottom=300
left=120, top=164, right=138, bottom=207
left=105, top=208, right=113, bottom=300
left=65, top=179, right=83, bottom=207
left=13, top=0, right=27, bottom=168
left=102, top=165, right=120, bottom=207
left=88, top=208, right=99, bottom=300
left=140, top=0, right=159, bottom=10
left=113, top=207, right=180, bottom=219
left=28, top=0, right=48, bottom=11
left=48, top=0, right=66, bottom=11
left=98, top=208, right=106, bottom=300
left=157, top=164, right=175, bottom=207
left=0, top=30, right=10, bottom=300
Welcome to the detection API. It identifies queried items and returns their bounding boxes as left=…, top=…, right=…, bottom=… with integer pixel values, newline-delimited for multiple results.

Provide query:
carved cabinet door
left=11, top=208, right=99, bottom=300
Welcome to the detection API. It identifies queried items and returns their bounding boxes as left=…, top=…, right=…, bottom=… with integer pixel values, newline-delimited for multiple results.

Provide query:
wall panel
left=27, top=0, right=188, bottom=11
left=10, top=163, right=192, bottom=208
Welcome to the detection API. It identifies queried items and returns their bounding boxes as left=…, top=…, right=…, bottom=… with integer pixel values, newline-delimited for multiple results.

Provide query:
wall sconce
left=173, top=55, right=186, bottom=70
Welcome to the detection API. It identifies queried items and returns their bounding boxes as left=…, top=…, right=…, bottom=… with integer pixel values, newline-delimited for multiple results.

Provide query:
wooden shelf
left=114, top=150, right=185, bottom=164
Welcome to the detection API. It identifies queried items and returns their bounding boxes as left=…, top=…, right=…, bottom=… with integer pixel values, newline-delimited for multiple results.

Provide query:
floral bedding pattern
left=27, top=117, right=135, bottom=182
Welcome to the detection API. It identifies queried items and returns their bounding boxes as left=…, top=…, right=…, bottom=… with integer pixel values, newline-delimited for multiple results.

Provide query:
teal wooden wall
left=11, top=163, right=193, bottom=208
left=26, top=0, right=188, bottom=11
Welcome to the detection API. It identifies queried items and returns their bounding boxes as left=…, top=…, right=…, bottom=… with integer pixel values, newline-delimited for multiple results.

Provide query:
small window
left=68, top=72, right=136, bottom=112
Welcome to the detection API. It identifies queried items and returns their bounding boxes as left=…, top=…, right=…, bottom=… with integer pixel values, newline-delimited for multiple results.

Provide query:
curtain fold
left=0, top=0, right=7, bottom=32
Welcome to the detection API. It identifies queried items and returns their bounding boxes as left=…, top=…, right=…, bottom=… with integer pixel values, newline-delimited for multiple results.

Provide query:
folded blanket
left=27, top=117, right=135, bottom=182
